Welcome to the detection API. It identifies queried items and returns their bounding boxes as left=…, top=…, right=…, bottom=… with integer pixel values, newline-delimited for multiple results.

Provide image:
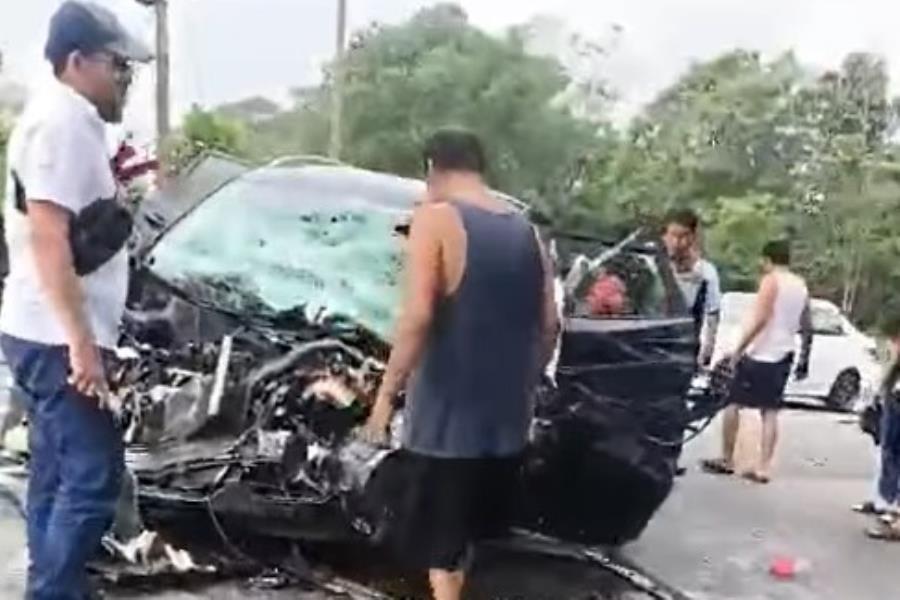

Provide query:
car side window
left=566, top=252, right=667, bottom=319
left=812, top=306, right=845, bottom=336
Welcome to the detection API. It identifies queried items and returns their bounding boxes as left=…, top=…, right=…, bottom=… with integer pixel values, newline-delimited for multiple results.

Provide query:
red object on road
left=770, top=556, right=799, bottom=580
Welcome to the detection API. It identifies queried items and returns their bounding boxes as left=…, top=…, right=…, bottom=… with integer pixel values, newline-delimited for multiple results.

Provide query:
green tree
left=788, top=54, right=900, bottom=318
left=705, top=194, right=787, bottom=291
left=241, top=4, right=604, bottom=207
left=574, top=51, right=807, bottom=240
left=163, top=106, right=247, bottom=174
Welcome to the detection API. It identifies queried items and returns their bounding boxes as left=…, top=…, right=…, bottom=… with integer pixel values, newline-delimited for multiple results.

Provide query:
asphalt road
left=1, top=409, right=895, bottom=599
left=627, top=409, right=900, bottom=600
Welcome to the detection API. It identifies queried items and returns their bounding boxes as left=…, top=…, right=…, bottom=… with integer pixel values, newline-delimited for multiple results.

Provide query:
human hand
left=360, top=395, right=393, bottom=446
left=698, top=347, right=714, bottom=369
left=723, top=353, right=741, bottom=371
left=67, top=337, right=109, bottom=403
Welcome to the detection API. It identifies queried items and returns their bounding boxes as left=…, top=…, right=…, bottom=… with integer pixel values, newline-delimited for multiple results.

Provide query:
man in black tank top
left=363, top=130, right=559, bottom=600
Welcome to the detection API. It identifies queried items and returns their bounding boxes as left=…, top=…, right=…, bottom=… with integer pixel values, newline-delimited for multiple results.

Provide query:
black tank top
left=403, top=200, right=544, bottom=458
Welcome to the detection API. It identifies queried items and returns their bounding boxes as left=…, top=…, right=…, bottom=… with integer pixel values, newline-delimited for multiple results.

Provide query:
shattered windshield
left=148, top=167, right=422, bottom=339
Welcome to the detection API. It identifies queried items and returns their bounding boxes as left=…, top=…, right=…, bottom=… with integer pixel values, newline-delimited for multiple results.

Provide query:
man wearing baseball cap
left=0, top=2, right=151, bottom=597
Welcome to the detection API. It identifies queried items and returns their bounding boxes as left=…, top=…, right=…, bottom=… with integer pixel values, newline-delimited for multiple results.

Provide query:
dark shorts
left=382, top=449, right=522, bottom=571
left=728, top=355, right=794, bottom=410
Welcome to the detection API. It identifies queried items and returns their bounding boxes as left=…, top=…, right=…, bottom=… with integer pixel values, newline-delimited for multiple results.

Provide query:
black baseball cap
left=44, top=1, right=153, bottom=67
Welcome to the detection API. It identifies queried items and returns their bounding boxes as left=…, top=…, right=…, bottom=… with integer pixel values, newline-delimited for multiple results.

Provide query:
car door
left=518, top=235, right=697, bottom=546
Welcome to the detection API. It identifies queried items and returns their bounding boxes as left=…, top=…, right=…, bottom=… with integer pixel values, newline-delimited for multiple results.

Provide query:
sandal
left=866, top=522, right=900, bottom=542
left=879, top=512, right=898, bottom=526
left=742, top=471, right=771, bottom=485
left=853, top=501, right=888, bottom=516
left=700, top=458, right=734, bottom=476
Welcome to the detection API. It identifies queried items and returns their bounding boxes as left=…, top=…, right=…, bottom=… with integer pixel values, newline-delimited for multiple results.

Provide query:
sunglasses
left=87, top=52, right=134, bottom=77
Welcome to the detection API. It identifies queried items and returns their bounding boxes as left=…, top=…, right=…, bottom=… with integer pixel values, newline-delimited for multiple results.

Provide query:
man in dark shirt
left=363, top=130, right=558, bottom=600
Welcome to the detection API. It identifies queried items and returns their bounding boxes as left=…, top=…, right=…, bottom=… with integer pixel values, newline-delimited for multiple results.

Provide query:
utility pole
left=135, top=0, right=170, bottom=148
left=154, top=0, right=171, bottom=146
left=328, top=0, right=347, bottom=160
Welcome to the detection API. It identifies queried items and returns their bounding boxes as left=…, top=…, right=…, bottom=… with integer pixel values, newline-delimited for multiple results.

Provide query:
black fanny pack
left=13, top=171, right=133, bottom=277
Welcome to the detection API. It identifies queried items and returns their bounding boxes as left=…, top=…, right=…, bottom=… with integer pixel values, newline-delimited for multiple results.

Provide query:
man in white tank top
left=702, top=241, right=813, bottom=483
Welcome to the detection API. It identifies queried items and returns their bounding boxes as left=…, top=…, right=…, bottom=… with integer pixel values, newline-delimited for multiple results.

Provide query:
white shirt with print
left=673, top=258, right=722, bottom=316
left=1, top=80, right=128, bottom=349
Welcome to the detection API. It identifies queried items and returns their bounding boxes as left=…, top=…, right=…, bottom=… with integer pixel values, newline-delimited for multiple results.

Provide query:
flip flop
left=700, top=458, right=734, bottom=476
left=742, top=471, right=771, bottom=485
left=866, top=522, right=900, bottom=542
left=853, top=501, right=888, bottom=516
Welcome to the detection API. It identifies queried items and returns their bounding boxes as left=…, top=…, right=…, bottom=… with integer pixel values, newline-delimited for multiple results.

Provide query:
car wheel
left=826, top=370, right=860, bottom=410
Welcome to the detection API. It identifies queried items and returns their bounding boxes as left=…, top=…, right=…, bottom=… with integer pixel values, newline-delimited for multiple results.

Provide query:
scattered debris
left=1, top=158, right=714, bottom=596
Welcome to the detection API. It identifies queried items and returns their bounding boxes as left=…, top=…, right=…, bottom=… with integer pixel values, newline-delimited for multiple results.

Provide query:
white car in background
left=702, top=292, right=882, bottom=410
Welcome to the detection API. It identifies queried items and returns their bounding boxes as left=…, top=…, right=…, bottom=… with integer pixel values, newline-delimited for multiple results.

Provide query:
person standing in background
left=661, top=209, right=722, bottom=367
left=363, top=129, right=558, bottom=600
left=662, top=209, right=723, bottom=476
left=865, top=317, right=900, bottom=541
left=701, top=240, right=813, bottom=484
left=0, top=3, right=151, bottom=597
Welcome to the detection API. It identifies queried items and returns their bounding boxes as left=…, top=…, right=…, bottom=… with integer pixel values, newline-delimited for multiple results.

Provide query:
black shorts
left=728, top=355, right=794, bottom=410
left=380, top=449, right=522, bottom=571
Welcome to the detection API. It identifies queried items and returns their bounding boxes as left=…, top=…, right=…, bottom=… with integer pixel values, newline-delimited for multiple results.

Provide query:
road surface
left=1, top=409, right=895, bottom=598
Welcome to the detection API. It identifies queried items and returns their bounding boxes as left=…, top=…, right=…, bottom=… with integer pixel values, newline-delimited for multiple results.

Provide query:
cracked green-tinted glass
left=149, top=166, right=423, bottom=339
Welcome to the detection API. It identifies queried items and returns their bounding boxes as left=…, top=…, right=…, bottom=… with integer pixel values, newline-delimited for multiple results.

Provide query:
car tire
left=826, top=370, right=860, bottom=411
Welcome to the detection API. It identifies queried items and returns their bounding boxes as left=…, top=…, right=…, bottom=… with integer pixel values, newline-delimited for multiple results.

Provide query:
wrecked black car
left=114, top=155, right=698, bottom=565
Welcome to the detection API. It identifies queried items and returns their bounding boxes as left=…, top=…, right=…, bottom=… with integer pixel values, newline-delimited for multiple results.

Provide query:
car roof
left=136, top=155, right=527, bottom=256
left=241, top=164, right=426, bottom=213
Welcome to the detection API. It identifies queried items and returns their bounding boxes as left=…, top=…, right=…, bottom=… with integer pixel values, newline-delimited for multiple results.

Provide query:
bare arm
left=796, top=300, right=813, bottom=376
left=699, top=262, right=723, bottom=366
left=370, top=205, right=443, bottom=418
left=536, top=231, right=561, bottom=372
left=28, top=200, right=105, bottom=397
left=733, top=274, right=778, bottom=358
left=700, top=312, right=720, bottom=366
left=27, top=201, right=92, bottom=345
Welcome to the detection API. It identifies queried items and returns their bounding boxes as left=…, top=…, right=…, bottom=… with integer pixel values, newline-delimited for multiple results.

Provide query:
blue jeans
left=878, top=399, right=900, bottom=505
left=0, top=334, right=123, bottom=600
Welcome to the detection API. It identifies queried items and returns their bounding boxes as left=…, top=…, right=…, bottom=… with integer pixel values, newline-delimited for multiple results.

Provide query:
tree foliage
left=163, top=106, right=247, bottom=175
left=202, top=5, right=900, bottom=328
left=577, top=49, right=900, bottom=327
left=241, top=4, right=600, bottom=207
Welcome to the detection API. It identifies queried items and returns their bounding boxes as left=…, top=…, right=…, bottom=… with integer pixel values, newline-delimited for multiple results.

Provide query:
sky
left=2, top=0, right=899, bottom=144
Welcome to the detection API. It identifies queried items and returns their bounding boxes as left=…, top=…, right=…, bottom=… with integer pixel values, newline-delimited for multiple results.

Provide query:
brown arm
left=27, top=201, right=93, bottom=346
left=372, top=204, right=443, bottom=409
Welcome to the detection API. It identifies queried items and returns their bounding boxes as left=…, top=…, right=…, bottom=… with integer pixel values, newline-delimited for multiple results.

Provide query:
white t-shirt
left=748, top=270, right=809, bottom=363
left=673, top=258, right=722, bottom=316
left=1, top=81, right=128, bottom=349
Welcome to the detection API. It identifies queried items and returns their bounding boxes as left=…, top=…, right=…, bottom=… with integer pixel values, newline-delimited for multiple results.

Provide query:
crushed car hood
left=111, top=160, right=701, bottom=580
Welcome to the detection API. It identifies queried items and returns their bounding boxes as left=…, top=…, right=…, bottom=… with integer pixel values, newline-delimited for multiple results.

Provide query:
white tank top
left=747, top=270, right=809, bottom=363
